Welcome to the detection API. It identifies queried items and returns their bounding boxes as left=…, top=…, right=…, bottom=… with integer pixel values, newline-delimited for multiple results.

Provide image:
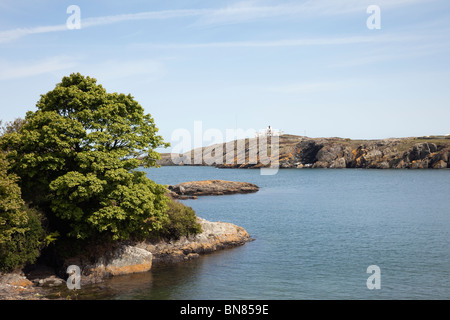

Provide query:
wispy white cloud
left=81, top=8, right=210, bottom=28
left=0, top=55, right=166, bottom=82
left=0, top=0, right=438, bottom=43
left=0, top=8, right=208, bottom=44
left=0, top=24, right=67, bottom=43
left=141, top=33, right=426, bottom=49
left=0, top=55, right=78, bottom=81
left=190, top=0, right=437, bottom=27
left=191, top=0, right=296, bottom=27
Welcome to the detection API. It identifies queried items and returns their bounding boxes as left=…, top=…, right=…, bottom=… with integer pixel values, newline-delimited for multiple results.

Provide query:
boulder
left=35, top=275, right=64, bottom=287
left=393, top=159, right=409, bottom=169
left=410, top=160, right=429, bottom=169
left=351, top=146, right=369, bottom=168
left=137, top=217, right=251, bottom=264
left=432, top=160, right=448, bottom=169
left=0, top=272, right=46, bottom=300
left=365, top=149, right=383, bottom=162
left=316, top=144, right=342, bottom=163
left=62, top=244, right=153, bottom=284
left=312, top=161, right=329, bottom=168
left=102, top=245, right=153, bottom=276
left=377, top=161, right=390, bottom=169
left=331, top=157, right=347, bottom=168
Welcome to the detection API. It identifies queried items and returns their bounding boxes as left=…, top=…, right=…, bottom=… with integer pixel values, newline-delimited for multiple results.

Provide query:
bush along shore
left=0, top=181, right=255, bottom=300
left=0, top=213, right=251, bottom=300
left=0, top=73, right=253, bottom=300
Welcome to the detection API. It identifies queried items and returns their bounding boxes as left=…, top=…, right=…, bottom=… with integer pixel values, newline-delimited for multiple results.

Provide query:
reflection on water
left=60, top=246, right=247, bottom=300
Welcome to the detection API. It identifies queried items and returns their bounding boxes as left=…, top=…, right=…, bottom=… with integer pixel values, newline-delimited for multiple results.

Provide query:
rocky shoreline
left=157, top=135, right=450, bottom=169
left=0, top=217, right=251, bottom=300
left=0, top=178, right=257, bottom=300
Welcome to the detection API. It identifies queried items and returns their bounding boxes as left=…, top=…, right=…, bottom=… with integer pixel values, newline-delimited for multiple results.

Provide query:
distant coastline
left=157, top=134, right=450, bottom=170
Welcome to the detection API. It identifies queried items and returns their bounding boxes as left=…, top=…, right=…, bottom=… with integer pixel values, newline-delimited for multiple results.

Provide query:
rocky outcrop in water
left=168, top=180, right=259, bottom=199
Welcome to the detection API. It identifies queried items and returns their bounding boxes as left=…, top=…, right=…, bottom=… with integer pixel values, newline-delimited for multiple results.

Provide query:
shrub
left=0, top=206, right=46, bottom=272
left=155, top=198, right=202, bottom=240
left=0, top=153, right=46, bottom=272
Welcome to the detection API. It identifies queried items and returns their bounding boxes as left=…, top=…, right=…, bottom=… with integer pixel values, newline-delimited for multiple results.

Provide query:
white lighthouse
left=255, top=126, right=283, bottom=138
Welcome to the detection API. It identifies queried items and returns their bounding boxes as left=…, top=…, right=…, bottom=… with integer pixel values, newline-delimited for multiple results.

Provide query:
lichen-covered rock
left=0, top=215, right=252, bottom=299
left=137, top=217, right=251, bottom=264
left=61, top=244, right=153, bottom=284
left=58, top=217, right=251, bottom=284
left=377, top=161, right=390, bottom=169
left=331, top=157, right=347, bottom=168
left=432, top=160, right=448, bottom=169
left=410, top=160, right=428, bottom=169
left=0, top=272, right=46, bottom=300
left=103, top=246, right=153, bottom=276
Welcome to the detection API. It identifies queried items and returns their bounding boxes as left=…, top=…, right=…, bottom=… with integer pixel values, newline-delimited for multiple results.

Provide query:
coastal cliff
left=158, top=135, right=450, bottom=169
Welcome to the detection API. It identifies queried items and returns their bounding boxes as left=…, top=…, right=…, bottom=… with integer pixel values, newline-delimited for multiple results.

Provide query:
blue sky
left=1, top=0, right=449, bottom=149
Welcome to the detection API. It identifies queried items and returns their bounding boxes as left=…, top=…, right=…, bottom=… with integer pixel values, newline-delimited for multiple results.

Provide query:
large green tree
left=0, top=73, right=170, bottom=241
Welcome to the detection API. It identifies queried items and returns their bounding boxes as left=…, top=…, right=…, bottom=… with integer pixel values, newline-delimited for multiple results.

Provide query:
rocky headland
left=158, top=134, right=450, bottom=169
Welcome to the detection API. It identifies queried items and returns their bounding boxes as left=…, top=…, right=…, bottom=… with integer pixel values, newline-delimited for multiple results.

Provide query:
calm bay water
left=80, top=166, right=450, bottom=300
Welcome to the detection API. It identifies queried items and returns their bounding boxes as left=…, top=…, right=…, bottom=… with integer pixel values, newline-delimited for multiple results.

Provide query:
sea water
left=79, top=166, right=450, bottom=300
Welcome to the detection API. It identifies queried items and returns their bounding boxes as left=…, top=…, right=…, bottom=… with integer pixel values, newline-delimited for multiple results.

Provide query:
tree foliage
left=0, top=73, right=171, bottom=241
left=0, top=152, right=45, bottom=272
left=0, top=153, right=28, bottom=242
